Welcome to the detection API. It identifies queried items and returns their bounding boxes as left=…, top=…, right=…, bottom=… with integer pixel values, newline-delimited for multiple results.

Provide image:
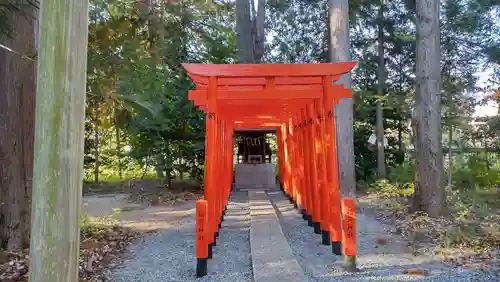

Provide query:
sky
left=473, top=68, right=498, bottom=117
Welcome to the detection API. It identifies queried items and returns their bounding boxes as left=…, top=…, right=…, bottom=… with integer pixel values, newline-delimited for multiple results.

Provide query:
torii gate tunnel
left=183, top=62, right=358, bottom=276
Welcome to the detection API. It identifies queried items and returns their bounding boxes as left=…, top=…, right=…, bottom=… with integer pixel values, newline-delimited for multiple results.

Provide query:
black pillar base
left=215, top=231, right=219, bottom=238
left=208, top=244, right=213, bottom=259
left=221, top=215, right=224, bottom=222
left=307, top=215, right=313, bottom=226
left=302, top=213, right=307, bottom=220
left=313, top=222, right=321, bottom=234
left=212, top=236, right=217, bottom=246
left=293, top=202, right=298, bottom=209
left=321, top=231, right=331, bottom=245
left=332, top=241, right=342, bottom=255
left=196, top=258, right=208, bottom=277
left=218, top=222, right=222, bottom=229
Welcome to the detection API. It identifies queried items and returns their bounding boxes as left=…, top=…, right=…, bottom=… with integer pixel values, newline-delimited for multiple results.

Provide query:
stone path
left=249, top=190, right=309, bottom=282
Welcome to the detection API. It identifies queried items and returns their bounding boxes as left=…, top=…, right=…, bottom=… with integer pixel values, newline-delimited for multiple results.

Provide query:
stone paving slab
left=249, top=190, right=309, bottom=282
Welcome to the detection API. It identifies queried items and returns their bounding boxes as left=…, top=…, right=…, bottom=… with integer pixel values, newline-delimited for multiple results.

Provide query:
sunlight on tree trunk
left=115, top=107, right=122, bottom=180
left=411, top=0, right=446, bottom=217
left=328, top=0, right=356, bottom=198
left=376, top=0, right=387, bottom=179
left=28, top=0, right=89, bottom=280
left=94, top=101, right=100, bottom=183
left=447, top=124, right=453, bottom=187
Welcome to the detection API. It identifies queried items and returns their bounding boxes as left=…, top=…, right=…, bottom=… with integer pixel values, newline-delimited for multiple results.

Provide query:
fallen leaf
left=375, top=237, right=387, bottom=245
left=403, top=269, right=430, bottom=276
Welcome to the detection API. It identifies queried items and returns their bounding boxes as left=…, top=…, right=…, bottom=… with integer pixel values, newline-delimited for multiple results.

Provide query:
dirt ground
left=82, top=193, right=197, bottom=231
left=82, top=179, right=202, bottom=231
left=0, top=181, right=203, bottom=282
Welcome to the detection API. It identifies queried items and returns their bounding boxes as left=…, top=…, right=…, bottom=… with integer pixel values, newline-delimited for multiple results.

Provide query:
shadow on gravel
left=106, top=191, right=253, bottom=282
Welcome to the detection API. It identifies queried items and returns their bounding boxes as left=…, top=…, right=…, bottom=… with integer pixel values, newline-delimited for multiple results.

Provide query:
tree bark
left=94, top=101, right=100, bottom=183
left=236, top=0, right=255, bottom=63
left=0, top=3, right=36, bottom=251
left=155, top=154, right=164, bottom=178
left=115, top=108, right=122, bottom=180
left=411, top=0, right=446, bottom=217
left=328, top=0, right=356, bottom=198
left=447, top=125, right=453, bottom=187
left=376, top=0, right=387, bottom=178
left=254, top=0, right=265, bottom=63
left=28, top=0, right=89, bottom=280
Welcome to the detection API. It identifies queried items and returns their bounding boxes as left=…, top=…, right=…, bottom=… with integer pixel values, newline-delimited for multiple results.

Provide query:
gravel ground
left=106, top=191, right=253, bottom=282
left=267, top=191, right=500, bottom=282
left=105, top=189, right=498, bottom=282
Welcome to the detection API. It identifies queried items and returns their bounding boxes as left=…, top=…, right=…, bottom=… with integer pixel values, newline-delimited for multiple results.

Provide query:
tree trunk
left=94, top=101, right=100, bottom=183
left=328, top=0, right=356, bottom=198
left=376, top=1, right=387, bottom=178
left=411, top=0, right=446, bottom=217
left=115, top=109, right=122, bottom=180
left=398, top=120, right=404, bottom=152
left=28, top=0, right=89, bottom=280
left=0, top=3, right=36, bottom=251
left=254, top=0, right=265, bottom=63
left=236, top=0, right=255, bottom=63
left=447, top=125, right=453, bottom=187
left=446, top=83, right=453, bottom=187
left=155, top=154, right=164, bottom=178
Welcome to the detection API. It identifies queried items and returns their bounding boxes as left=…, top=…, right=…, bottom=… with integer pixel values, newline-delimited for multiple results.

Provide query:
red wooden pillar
left=290, top=115, right=298, bottom=204
left=205, top=76, right=218, bottom=255
left=216, top=119, right=222, bottom=231
left=296, top=111, right=309, bottom=218
left=276, top=128, right=282, bottom=187
left=314, top=97, right=331, bottom=245
left=324, top=83, right=344, bottom=255
left=283, top=123, right=292, bottom=197
left=294, top=112, right=303, bottom=209
left=286, top=118, right=294, bottom=199
left=195, top=200, right=208, bottom=277
left=282, top=123, right=288, bottom=195
left=276, top=126, right=285, bottom=191
left=304, top=104, right=322, bottom=234
left=214, top=118, right=220, bottom=237
left=298, top=108, right=312, bottom=225
left=225, top=122, right=232, bottom=207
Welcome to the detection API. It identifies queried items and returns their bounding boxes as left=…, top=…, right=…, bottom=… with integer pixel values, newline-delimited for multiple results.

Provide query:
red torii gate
left=183, top=62, right=358, bottom=277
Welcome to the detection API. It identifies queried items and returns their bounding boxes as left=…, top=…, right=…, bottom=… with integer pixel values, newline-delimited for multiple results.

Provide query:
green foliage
left=453, top=154, right=500, bottom=189
left=84, top=0, right=236, bottom=182
left=388, top=161, right=415, bottom=184
left=368, top=179, right=414, bottom=199
left=440, top=185, right=500, bottom=250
